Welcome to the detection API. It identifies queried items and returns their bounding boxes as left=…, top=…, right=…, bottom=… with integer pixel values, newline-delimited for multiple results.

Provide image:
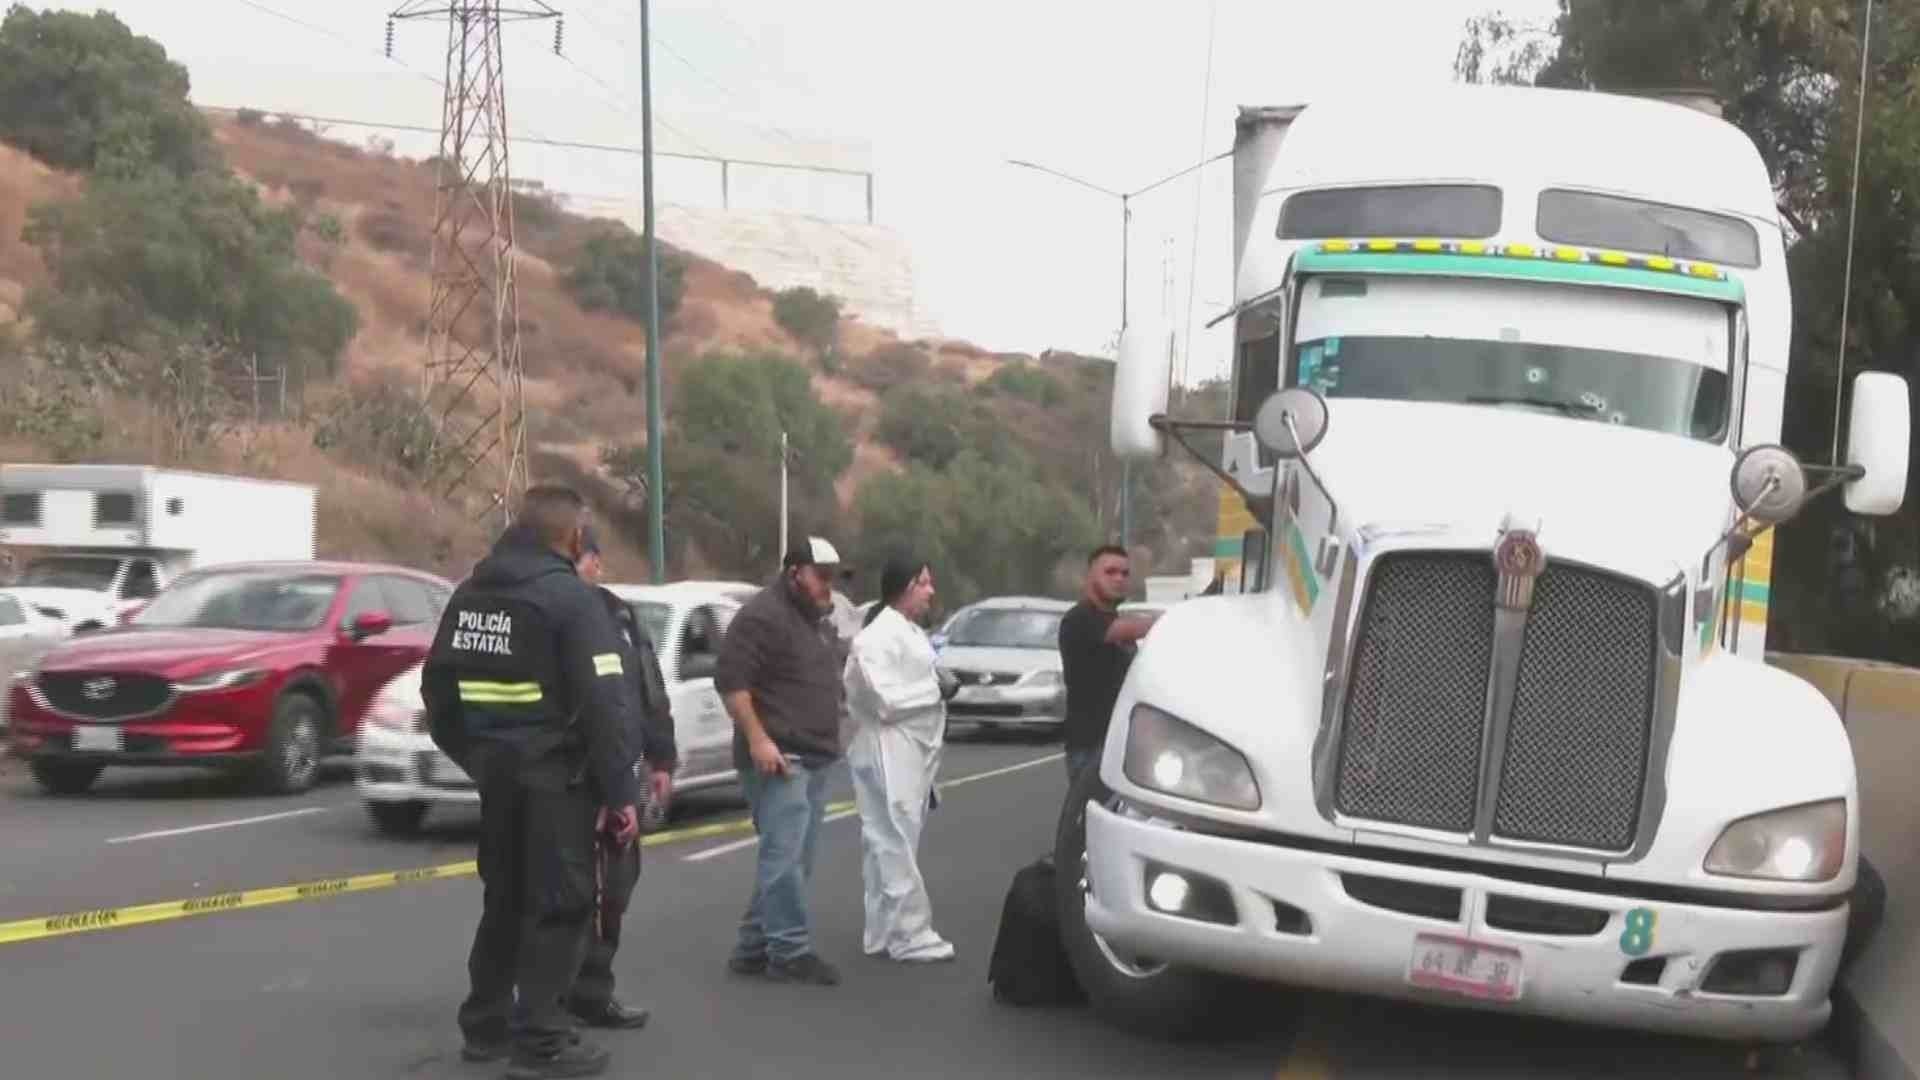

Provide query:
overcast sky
left=47, top=0, right=1560, bottom=384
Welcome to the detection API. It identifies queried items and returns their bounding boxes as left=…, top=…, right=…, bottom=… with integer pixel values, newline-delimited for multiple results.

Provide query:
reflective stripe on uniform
left=457, top=680, right=544, bottom=704
left=592, top=653, right=623, bottom=677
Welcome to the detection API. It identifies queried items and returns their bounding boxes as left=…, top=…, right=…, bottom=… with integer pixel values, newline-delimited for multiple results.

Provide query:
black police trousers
left=457, top=741, right=599, bottom=1055
left=570, top=827, right=641, bottom=1011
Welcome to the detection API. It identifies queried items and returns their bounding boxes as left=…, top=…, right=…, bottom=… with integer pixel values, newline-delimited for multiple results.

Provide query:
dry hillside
left=0, top=111, right=1056, bottom=581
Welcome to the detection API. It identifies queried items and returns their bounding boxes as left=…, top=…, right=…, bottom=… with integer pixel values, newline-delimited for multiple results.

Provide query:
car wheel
left=30, top=759, right=104, bottom=795
left=367, top=799, right=428, bottom=835
left=256, top=693, right=325, bottom=795
left=1052, top=758, right=1291, bottom=1041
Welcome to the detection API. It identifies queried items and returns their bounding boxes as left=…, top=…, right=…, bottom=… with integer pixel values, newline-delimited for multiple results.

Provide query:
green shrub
left=562, top=225, right=687, bottom=329
left=772, top=287, right=841, bottom=355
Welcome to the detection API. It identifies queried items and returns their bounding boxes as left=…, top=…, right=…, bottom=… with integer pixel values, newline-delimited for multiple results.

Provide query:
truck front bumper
left=1083, top=800, right=1845, bottom=1044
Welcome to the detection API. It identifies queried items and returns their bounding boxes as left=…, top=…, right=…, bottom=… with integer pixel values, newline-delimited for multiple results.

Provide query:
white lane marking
left=682, top=751, right=1063, bottom=863
left=106, top=806, right=331, bottom=845
left=684, top=808, right=859, bottom=863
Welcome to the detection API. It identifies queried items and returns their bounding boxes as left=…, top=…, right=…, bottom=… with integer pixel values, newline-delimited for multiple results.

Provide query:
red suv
left=7, top=560, right=451, bottom=796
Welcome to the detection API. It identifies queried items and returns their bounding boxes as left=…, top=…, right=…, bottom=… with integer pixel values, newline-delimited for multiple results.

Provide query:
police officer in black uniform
left=566, top=527, right=677, bottom=1030
left=422, top=485, right=639, bottom=1080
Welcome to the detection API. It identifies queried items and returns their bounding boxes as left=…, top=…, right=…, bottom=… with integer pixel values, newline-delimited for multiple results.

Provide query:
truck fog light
left=1148, top=872, right=1190, bottom=913
left=1141, top=861, right=1237, bottom=926
left=1151, top=750, right=1186, bottom=789
left=1702, top=948, right=1798, bottom=997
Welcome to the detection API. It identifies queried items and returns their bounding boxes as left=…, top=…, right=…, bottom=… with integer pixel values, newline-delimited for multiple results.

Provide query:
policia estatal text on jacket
left=422, top=485, right=641, bottom=1080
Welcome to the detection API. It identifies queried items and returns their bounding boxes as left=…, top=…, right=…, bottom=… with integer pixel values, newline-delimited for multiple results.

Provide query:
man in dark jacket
left=422, top=485, right=639, bottom=1080
left=566, top=527, right=675, bottom=1031
left=718, top=536, right=848, bottom=987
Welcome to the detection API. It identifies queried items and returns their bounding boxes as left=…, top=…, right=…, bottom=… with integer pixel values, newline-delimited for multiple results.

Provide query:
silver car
left=934, top=596, right=1071, bottom=735
left=0, top=589, right=72, bottom=733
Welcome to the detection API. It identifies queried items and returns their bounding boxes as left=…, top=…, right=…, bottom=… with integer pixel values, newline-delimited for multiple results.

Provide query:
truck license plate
left=73, top=725, right=123, bottom=753
left=1407, top=933, right=1523, bottom=1002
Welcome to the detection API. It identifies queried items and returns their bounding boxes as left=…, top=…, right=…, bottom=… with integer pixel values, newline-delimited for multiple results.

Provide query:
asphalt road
left=0, top=733, right=1854, bottom=1079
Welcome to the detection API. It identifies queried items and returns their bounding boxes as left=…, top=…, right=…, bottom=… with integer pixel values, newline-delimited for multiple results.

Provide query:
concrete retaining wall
left=1768, top=652, right=1920, bottom=1079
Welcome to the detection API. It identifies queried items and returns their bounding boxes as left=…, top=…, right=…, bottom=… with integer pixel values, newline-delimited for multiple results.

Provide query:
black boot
left=569, top=997, right=651, bottom=1030
left=505, top=1037, right=611, bottom=1079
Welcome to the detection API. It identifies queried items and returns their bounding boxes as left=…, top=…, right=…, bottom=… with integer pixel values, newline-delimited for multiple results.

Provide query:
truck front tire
left=1052, top=757, right=1290, bottom=1041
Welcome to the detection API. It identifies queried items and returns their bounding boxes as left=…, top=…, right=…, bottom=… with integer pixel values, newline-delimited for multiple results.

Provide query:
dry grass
left=0, top=112, right=1038, bottom=578
left=0, top=144, right=78, bottom=326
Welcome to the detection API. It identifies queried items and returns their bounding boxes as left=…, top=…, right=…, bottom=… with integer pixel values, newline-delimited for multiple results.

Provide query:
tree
left=662, top=352, right=854, bottom=576
left=562, top=224, right=688, bottom=329
left=23, top=167, right=359, bottom=383
left=0, top=5, right=212, bottom=179
left=1452, top=0, right=1920, bottom=660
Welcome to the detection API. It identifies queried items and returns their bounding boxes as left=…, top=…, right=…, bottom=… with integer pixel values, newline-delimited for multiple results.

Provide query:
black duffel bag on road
left=987, top=855, right=1087, bottom=1007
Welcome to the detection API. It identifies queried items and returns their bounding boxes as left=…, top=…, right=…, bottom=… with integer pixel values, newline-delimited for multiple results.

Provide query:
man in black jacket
left=566, top=527, right=676, bottom=1031
left=423, top=486, right=639, bottom=1080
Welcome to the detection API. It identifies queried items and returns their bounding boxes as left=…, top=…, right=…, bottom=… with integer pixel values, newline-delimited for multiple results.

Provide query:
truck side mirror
left=1729, top=445, right=1807, bottom=526
left=1110, top=318, right=1171, bottom=461
left=1844, top=370, right=1910, bottom=516
left=1252, top=387, right=1330, bottom=459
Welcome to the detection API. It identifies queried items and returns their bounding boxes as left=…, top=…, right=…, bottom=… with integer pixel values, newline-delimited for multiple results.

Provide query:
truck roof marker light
left=1646, top=256, right=1677, bottom=271
left=1553, top=246, right=1585, bottom=262
left=1412, top=239, right=1444, bottom=252
left=1687, top=262, right=1727, bottom=280
left=1459, top=241, right=1489, bottom=255
left=1366, top=239, right=1397, bottom=252
left=1505, top=243, right=1537, bottom=258
left=1598, top=251, right=1631, bottom=266
left=1321, top=239, right=1355, bottom=253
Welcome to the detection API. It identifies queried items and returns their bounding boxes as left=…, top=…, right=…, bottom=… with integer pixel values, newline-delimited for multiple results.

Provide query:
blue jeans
left=732, top=754, right=837, bottom=964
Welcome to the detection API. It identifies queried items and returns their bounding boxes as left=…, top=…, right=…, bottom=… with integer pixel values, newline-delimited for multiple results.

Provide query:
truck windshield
left=947, top=609, right=1063, bottom=650
left=19, top=556, right=121, bottom=590
left=134, top=571, right=343, bottom=632
left=1289, top=274, right=1734, bottom=442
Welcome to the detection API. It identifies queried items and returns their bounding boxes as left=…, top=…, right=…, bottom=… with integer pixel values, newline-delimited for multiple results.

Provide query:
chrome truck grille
left=1332, top=550, right=1659, bottom=853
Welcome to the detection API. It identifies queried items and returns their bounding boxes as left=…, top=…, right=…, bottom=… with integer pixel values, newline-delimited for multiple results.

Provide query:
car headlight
left=1122, top=703, right=1260, bottom=811
left=174, top=667, right=268, bottom=693
left=1020, top=670, right=1062, bottom=691
left=1703, top=799, right=1847, bottom=883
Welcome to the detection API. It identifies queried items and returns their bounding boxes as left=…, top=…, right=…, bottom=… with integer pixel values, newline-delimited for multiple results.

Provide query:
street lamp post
left=1006, top=150, right=1231, bottom=550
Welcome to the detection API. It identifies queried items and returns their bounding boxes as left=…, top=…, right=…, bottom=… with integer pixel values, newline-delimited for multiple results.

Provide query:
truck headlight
left=1122, top=703, right=1260, bottom=811
left=1703, top=799, right=1847, bottom=883
left=175, top=667, right=268, bottom=694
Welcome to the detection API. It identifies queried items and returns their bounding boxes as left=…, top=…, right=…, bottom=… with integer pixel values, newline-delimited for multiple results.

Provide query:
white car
left=0, top=589, right=72, bottom=732
left=356, top=580, right=754, bottom=834
left=935, top=596, right=1072, bottom=734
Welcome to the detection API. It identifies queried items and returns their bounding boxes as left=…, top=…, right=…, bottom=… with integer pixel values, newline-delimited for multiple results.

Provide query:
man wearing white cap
left=715, top=536, right=850, bottom=986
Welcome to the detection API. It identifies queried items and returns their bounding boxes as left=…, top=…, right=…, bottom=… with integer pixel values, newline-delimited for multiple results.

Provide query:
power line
left=227, top=0, right=442, bottom=87
left=552, top=51, right=721, bottom=158
left=197, top=104, right=869, bottom=181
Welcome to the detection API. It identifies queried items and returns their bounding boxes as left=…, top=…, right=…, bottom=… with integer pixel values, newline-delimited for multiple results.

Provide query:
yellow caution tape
left=0, top=799, right=857, bottom=948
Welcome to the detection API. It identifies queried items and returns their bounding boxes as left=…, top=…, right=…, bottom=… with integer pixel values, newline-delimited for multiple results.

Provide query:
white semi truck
left=1063, top=84, right=1909, bottom=1054
left=0, top=465, right=317, bottom=631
